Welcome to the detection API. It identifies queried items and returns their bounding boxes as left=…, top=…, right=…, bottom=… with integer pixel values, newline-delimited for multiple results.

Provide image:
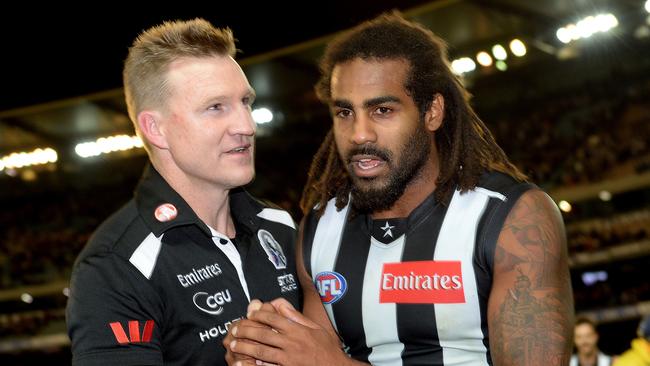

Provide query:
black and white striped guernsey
left=302, top=171, right=534, bottom=366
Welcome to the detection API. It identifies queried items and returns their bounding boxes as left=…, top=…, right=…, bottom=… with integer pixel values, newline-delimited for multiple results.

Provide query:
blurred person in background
left=571, top=317, right=614, bottom=366
left=613, top=315, right=650, bottom=366
left=65, top=18, right=300, bottom=365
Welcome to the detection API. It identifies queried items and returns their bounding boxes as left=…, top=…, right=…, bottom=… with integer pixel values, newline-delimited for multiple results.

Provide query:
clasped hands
left=223, top=298, right=347, bottom=366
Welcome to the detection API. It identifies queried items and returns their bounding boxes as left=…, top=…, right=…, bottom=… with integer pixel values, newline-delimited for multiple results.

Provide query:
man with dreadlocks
left=225, top=12, right=574, bottom=366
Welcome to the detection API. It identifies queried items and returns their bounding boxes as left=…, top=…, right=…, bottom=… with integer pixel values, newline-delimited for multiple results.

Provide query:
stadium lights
left=0, top=148, right=58, bottom=172
left=509, top=39, right=527, bottom=57
left=75, top=134, right=143, bottom=158
left=646, top=0, right=650, bottom=13
left=556, top=13, right=619, bottom=44
left=491, top=44, right=508, bottom=61
left=558, top=200, right=572, bottom=213
left=451, top=57, right=476, bottom=75
left=476, top=51, right=493, bottom=67
left=599, top=190, right=612, bottom=201
left=252, top=107, right=273, bottom=124
left=21, top=293, right=34, bottom=304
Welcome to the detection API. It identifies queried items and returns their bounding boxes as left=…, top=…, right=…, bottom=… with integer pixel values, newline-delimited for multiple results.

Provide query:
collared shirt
left=66, top=165, right=300, bottom=366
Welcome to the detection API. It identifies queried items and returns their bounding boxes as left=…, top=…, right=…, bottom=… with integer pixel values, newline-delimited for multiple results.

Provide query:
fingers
left=231, top=321, right=287, bottom=348
left=229, top=337, right=283, bottom=365
left=270, top=298, right=320, bottom=329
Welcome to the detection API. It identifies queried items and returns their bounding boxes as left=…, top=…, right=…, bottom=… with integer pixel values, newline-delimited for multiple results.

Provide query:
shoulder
left=73, top=199, right=152, bottom=271
left=235, top=189, right=297, bottom=230
left=473, top=171, right=539, bottom=253
left=475, top=170, right=535, bottom=201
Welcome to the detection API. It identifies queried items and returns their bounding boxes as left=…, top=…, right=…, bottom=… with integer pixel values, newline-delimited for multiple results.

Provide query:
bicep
left=67, top=255, right=163, bottom=363
left=487, top=189, right=574, bottom=366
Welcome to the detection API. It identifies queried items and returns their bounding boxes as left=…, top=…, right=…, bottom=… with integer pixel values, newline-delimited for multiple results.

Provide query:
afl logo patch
left=315, top=271, right=347, bottom=304
left=257, top=229, right=287, bottom=269
left=154, top=203, right=177, bottom=222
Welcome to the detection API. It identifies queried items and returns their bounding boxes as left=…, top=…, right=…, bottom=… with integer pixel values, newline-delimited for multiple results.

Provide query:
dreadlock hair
left=300, top=12, right=527, bottom=216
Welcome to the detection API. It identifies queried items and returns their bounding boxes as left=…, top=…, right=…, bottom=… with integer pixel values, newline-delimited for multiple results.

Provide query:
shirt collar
left=134, top=164, right=262, bottom=237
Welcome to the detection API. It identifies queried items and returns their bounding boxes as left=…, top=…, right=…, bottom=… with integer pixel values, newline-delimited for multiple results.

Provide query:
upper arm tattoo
left=489, top=190, right=574, bottom=366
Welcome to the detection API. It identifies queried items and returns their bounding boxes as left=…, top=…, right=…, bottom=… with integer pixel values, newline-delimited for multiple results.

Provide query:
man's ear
left=424, top=93, right=444, bottom=132
left=137, top=111, right=168, bottom=149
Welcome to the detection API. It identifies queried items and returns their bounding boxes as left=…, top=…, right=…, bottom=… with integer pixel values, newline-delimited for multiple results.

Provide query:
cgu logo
left=193, top=289, right=232, bottom=315
left=315, top=271, right=347, bottom=304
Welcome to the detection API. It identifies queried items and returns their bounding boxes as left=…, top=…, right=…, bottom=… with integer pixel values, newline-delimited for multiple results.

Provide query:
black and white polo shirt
left=66, top=165, right=300, bottom=366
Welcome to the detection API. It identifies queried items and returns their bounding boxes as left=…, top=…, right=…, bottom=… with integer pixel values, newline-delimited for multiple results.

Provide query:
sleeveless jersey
left=302, top=171, right=533, bottom=366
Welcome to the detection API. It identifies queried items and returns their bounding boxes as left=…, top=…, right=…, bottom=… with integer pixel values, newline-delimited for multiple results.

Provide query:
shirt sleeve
left=66, top=252, right=164, bottom=366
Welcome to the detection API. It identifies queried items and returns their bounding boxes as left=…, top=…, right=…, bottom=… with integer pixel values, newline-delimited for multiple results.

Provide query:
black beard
left=348, top=121, right=431, bottom=214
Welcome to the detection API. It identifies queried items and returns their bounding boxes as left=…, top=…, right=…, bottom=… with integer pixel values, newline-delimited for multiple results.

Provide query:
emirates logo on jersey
left=380, top=261, right=465, bottom=304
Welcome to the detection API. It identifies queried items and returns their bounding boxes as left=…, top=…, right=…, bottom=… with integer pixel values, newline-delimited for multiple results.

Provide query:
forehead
left=575, top=323, right=596, bottom=334
left=330, top=58, right=410, bottom=101
left=166, top=55, right=251, bottom=96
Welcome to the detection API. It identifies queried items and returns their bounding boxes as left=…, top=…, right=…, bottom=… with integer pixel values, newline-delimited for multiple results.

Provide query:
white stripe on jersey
left=364, top=236, right=406, bottom=365
left=474, top=187, right=507, bottom=202
left=208, top=226, right=251, bottom=301
left=257, top=208, right=296, bottom=229
left=310, top=198, right=350, bottom=331
left=434, top=189, right=490, bottom=365
left=129, top=232, right=164, bottom=279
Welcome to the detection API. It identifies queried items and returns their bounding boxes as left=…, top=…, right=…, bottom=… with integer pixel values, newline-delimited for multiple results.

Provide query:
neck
left=372, top=150, right=439, bottom=219
left=154, top=160, right=236, bottom=237
left=578, top=350, right=598, bottom=365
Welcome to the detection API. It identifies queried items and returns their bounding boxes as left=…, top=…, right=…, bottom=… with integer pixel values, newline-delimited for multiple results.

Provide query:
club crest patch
left=257, top=229, right=287, bottom=269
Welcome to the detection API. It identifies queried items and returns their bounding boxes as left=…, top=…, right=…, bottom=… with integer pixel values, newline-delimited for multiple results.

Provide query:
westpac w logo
left=109, top=320, right=155, bottom=344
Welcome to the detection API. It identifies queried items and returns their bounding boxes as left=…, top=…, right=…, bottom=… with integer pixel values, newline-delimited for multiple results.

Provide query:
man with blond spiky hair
left=66, top=18, right=300, bottom=365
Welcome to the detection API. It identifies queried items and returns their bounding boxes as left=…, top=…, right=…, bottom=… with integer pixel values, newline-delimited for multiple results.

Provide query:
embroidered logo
left=257, top=229, right=287, bottom=269
left=109, top=320, right=155, bottom=344
left=315, top=271, right=347, bottom=304
left=380, top=221, right=395, bottom=238
left=380, top=261, right=465, bottom=304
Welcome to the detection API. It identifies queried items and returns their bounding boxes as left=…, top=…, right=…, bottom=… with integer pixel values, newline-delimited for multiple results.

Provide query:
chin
left=354, top=176, right=388, bottom=191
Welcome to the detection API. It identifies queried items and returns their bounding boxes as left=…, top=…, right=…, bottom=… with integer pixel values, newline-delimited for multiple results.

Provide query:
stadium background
left=1, top=1, right=649, bottom=364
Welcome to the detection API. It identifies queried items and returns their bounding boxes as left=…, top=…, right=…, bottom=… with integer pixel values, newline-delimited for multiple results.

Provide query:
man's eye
left=335, top=109, right=352, bottom=118
left=376, top=106, right=392, bottom=114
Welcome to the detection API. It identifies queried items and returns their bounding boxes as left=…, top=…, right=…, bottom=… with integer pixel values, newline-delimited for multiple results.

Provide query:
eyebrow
left=332, top=95, right=401, bottom=110
left=246, top=87, right=257, bottom=100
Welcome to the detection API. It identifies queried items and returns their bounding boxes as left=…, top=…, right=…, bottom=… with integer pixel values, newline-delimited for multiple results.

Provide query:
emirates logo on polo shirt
left=380, top=261, right=465, bottom=304
left=109, top=320, right=154, bottom=344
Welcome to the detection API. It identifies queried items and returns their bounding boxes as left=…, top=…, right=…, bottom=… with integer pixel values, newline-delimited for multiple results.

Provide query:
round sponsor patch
left=154, top=203, right=177, bottom=222
left=315, top=271, right=347, bottom=304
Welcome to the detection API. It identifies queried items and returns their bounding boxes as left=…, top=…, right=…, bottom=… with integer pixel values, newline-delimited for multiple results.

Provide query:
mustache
left=346, top=145, right=392, bottom=164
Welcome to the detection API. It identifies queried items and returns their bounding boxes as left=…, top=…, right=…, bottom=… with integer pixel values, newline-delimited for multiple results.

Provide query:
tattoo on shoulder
left=491, top=191, right=573, bottom=366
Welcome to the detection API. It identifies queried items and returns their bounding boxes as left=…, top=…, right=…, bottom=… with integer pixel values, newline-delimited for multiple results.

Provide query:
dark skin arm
left=224, top=220, right=366, bottom=366
left=488, top=189, right=574, bottom=366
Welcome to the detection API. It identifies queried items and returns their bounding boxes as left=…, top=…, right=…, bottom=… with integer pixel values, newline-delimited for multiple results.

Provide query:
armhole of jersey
left=302, top=211, right=319, bottom=278
left=478, top=183, right=536, bottom=274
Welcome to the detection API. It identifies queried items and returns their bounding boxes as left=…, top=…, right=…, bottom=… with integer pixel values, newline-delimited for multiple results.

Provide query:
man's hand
left=224, top=300, right=280, bottom=366
left=227, top=298, right=352, bottom=366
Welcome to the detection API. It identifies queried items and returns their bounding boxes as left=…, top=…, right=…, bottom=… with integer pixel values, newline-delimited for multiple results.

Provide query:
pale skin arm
left=488, top=189, right=574, bottom=366
left=224, top=220, right=367, bottom=366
